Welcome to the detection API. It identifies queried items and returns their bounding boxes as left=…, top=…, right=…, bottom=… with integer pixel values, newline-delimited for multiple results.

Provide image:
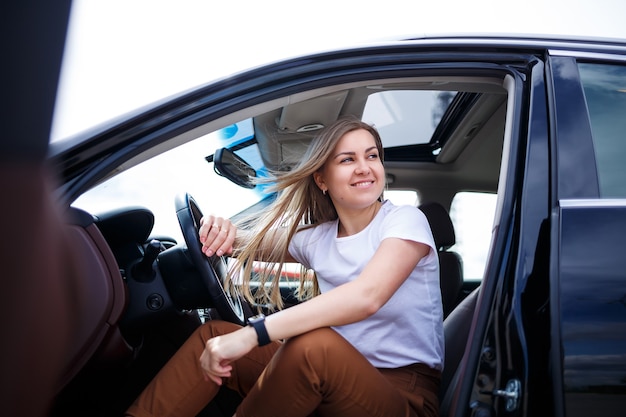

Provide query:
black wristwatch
left=248, top=314, right=271, bottom=346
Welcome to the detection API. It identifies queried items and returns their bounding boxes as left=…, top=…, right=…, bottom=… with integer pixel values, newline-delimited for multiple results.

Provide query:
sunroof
left=362, top=90, right=457, bottom=147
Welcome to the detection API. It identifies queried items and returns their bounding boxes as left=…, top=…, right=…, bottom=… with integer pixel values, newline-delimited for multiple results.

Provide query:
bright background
left=51, top=0, right=626, bottom=141
left=52, top=0, right=626, bottom=279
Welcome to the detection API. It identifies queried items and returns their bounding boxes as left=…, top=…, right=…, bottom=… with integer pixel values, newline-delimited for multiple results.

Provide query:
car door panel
left=555, top=202, right=626, bottom=417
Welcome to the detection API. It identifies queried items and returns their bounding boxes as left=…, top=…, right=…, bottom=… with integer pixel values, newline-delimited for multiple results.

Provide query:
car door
left=449, top=47, right=626, bottom=417
left=444, top=51, right=553, bottom=417
left=549, top=53, right=626, bottom=417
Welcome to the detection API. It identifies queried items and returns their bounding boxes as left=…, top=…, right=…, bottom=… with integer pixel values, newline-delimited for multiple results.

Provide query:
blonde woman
left=126, top=116, right=444, bottom=417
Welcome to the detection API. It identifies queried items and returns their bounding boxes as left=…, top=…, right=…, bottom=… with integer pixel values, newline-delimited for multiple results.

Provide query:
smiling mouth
left=352, top=181, right=374, bottom=188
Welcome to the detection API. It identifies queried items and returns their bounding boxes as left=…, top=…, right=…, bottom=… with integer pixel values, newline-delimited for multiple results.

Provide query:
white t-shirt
left=288, top=200, right=444, bottom=370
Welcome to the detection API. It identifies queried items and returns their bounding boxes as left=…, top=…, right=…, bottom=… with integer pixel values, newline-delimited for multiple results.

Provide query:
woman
left=126, top=116, right=444, bottom=417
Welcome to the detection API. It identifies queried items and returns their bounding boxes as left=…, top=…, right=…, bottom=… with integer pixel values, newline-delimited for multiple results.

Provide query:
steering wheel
left=175, top=193, right=249, bottom=326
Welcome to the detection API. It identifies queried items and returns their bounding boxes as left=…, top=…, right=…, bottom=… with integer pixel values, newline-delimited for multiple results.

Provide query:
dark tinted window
left=578, top=62, right=626, bottom=198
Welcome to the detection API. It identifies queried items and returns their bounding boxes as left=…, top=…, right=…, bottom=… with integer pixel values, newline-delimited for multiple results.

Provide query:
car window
left=449, top=191, right=497, bottom=280
left=385, top=189, right=420, bottom=206
left=72, top=127, right=267, bottom=244
left=578, top=62, right=626, bottom=198
left=362, top=90, right=456, bottom=147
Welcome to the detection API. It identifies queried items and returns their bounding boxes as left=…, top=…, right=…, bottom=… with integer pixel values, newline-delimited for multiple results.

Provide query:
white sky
left=51, top=0, right=626, bottom=142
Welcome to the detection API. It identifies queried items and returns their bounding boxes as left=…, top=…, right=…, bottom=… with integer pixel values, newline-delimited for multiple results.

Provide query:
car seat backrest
left=56, top=208, right=131, bottom=391
left=439, top=286, right=480, bottom=414
left=418, top=202, right=464, bottom=318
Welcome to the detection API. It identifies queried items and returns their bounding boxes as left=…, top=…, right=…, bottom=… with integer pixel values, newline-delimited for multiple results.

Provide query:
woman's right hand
left=199, top=325, right=258, bottom=385
left=198, top=215, right=237, bottom=257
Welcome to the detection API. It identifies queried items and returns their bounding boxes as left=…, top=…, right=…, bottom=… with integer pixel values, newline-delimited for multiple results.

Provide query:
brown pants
left=126, top=321, right=440, bottom=417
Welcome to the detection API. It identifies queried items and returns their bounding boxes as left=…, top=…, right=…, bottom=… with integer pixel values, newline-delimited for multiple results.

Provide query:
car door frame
left=445, top=49, right=555, bottom=416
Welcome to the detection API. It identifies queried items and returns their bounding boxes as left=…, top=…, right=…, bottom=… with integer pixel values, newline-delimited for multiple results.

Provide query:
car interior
left=50, top=72, right=512, bottom=416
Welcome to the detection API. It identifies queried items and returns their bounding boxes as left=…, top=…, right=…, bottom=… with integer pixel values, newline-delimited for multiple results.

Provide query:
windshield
left=72, top=120, right=267, bottom=244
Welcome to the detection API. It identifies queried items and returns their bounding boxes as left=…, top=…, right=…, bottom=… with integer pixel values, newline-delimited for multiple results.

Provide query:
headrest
left=419, top=202, right=456, bottom=250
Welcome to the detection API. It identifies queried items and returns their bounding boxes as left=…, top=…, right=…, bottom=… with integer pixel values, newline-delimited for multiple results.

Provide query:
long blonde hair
left=227, top=116, right=385, bottom=310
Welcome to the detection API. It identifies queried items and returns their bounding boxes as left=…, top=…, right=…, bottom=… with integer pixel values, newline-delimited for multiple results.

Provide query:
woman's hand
left=198, top=215, right=237, bottom=257
left=199, top=326, right=258, bottom=385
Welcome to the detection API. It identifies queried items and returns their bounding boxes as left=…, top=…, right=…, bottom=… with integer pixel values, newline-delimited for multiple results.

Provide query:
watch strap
left=248, top=314, right=271, bottom=346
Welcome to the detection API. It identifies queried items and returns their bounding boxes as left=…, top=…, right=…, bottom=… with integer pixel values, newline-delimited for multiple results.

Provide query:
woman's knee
left=280, top=327, right=360, bottom=367
left=288, top=327, right=339, bottom=346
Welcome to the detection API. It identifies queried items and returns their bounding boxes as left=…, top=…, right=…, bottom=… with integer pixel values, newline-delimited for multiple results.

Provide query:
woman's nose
left=355, top=158, right=370, bottom=174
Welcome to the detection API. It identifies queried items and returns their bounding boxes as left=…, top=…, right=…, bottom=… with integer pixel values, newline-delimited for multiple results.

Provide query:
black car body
left=15, top=29, right=626, bottom=417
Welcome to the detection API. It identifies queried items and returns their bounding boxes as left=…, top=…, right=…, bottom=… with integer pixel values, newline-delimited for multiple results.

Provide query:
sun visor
left=277, top=91, right=348, bottom=133
left=256, top=91, right=349, bottom=170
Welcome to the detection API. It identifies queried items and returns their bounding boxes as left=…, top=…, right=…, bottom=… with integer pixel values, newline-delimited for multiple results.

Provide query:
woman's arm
left=198, top=215, right=297, bottom=262
left=264, top=237, right=430, bottom=338
left=199, top=237, right=429, bottom=384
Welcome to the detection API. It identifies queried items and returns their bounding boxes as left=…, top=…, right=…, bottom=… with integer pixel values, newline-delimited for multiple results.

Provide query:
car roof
left=49, top=34, right=626, bottom=204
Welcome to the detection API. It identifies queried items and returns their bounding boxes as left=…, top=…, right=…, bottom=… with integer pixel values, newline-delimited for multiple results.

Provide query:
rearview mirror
left=213, top=148, right=257, bottom=189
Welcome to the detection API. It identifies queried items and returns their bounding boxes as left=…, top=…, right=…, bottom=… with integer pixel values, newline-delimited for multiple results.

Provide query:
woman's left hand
left=199, top=325, right=258, bottom=385
left=198, top=215, right=237, bottom=258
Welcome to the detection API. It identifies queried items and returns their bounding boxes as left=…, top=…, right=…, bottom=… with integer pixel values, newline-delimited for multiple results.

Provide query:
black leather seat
left=439, top=286, right=480, bottom=414
left=419, top=202, right=464, bottom=318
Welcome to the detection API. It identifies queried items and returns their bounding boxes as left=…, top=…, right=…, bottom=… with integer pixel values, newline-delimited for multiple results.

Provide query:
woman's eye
left=340, top=157, right=353, bottom=163
left=368, top=153, right=379, bottom=160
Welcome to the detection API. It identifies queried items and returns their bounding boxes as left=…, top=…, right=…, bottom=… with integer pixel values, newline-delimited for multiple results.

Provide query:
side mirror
left=213, top=148, right=257, bottom=189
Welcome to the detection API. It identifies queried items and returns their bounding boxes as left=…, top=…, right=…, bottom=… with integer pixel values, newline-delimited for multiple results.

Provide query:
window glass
left=449, top=192, right=497, bottom=280
left=385, top=189, right=419, bottom=206
left=73, top=124, right=266, bottom=244
left=362, top=90, right=456, bottom=147
left=578, top=62, right=626, bottom=198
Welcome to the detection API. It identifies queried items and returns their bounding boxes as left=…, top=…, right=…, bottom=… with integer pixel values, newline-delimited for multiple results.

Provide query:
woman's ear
left=313, top=171, right=326, bottom=194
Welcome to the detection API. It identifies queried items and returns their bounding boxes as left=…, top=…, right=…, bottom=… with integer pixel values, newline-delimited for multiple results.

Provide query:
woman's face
left=314, top=128, right=385, bottom=211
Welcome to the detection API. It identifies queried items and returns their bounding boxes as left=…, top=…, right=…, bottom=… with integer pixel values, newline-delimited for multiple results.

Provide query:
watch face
left=249, top=314, right=265, bottom=323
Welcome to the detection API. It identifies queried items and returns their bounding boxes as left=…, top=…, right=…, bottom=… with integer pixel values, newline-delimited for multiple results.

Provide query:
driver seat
left=56, top=208, right=132, bottom=390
